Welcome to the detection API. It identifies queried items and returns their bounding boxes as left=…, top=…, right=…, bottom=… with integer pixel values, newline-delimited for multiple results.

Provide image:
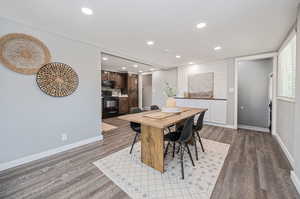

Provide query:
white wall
left=226, top=59, right=235, bottom=126
left=292, top=5, right=300, bottom=189
left=142, top=74, right=152, bottom=109
left=177, top=61, right=228, bottom=99
left=152, top=68, right=177, bottom=108
left=274, top=16, right=297, bottom=169
left=177, top=59, right=235, bottom=126
left=277, top=100, right=295, bottom=158
left=0, top=18, right=101, bottom=164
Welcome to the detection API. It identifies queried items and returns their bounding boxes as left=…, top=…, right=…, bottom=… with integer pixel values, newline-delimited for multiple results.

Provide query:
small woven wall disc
left=0, top=33, right=51, bottom=75
left=36, top=62, right=79, bottom=97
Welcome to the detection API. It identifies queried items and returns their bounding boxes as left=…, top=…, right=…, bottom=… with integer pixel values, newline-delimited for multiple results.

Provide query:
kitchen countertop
left=112, top=95, right=128, bottom=97
left=102, top=95, right=128, bottom=98
left=175, top=97, right=227, bottom=101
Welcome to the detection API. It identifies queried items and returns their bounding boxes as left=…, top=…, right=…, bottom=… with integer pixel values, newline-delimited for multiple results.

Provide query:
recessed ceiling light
left=139, top=70, right=143, bottom=73
left=121, top=67, right=126, bottom=70
left=102, top=57, right=108, bottom=61
left=189, top=62, right=194, bottom=65
left=147, top=41, right=155, bottom=46
left=133, top=64, right=138, bottom=68
left=196, top=23, right=207, bottom=29
left=176, top=55, right=181, bottom=58
left=81, top=7, right=93, bottom=15
left=150, top=68, right=155, bottom=71
left=214, top=46, right=222, bottom=51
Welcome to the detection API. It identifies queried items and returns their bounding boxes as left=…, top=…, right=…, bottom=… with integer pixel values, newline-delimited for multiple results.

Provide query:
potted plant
left=163, top=82, right=177, bottom=107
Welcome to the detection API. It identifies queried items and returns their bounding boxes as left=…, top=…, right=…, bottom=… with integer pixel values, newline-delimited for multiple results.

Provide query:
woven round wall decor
left=36, top=62, right=79, bottom=97
left=0, top=33, right=51, bottom=75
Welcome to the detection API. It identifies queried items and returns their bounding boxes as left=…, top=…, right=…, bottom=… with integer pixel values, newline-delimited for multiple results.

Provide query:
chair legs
left=179, top=143, right=196, bottom=180
left=165, top=142, right=195, bottom=180
left=164, top=141, right=170, bottom=158
left=193, top=134, right=199, bottom=161
left=165, top=141, right=177, bottom=158
left=185, top=143, right=195, bottom=166
left=196, top=131, right=205, bottom=152
left=180, top=144, right=184, bottom=179
left=172, top=142, right=176, bottom=158
left=129, top=132, right=139, bottom=154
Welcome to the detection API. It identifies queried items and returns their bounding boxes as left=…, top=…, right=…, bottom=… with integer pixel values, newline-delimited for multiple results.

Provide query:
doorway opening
left=234, top=53, right=277, bottom=133
left=141, top=74, right=152, bottom=110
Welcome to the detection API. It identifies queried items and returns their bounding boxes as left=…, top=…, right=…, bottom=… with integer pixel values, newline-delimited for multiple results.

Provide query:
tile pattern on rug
left=94, top=139, right=230, bottom=199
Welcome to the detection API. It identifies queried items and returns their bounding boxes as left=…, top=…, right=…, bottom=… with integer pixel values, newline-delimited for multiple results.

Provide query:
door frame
left=234, top=52, right=278, bottom=134
left=139, top=73, right=153, bottom=110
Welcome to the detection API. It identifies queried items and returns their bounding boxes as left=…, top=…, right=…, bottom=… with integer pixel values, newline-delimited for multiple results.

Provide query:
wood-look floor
left=0, top=118, right=299, bottom=199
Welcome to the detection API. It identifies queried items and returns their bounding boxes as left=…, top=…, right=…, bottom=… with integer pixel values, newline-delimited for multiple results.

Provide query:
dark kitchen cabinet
left=109, top=72, right=117, bottom=81
left=101, top=71, right=109, bottom=81
left=128, top=74, right=138, bottom=110
left=101, top=70, right=126, bottom=89
left=115, top=73, right=126, bottom=89
left=101, top=70, right=138, bottom=113
left=119, top=97, right=129, bottom=114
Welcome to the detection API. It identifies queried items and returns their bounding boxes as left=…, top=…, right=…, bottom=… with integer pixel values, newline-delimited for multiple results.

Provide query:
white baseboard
left=273, top=133, right=295, bottom=169
left=204, top=122, right=235, bottom=129
left=0, top=135, right=103, bottom=172
left=291, top=171, right=300, bottom=194
left=238, top=124, right=270, bottom=133
left=265, top=132, right=299, bottom=194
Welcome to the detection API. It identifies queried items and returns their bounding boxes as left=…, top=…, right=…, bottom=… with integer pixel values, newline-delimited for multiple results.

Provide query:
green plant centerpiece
left=163, top=82, right=177, bottom=107
left=163, top=82, right=177, bottom=97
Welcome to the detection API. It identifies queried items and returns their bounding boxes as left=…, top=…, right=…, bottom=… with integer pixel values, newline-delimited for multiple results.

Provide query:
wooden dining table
left=118, top=107, right=207, bottom=173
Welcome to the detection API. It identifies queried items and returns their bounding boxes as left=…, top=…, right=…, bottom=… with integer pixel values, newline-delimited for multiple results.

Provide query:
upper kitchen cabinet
left=127, top=74, right=138, bottom=109
left=109, top=72, right=117, bottom=81
left=101, top=70, right=126, bottom=89
left=101, top=70, right=109, bottom=81
left=128, top=74, right=138, bottom=90
left=101, top=71, right=116, bottom=81
left=115, top=73, right=126, bottom=89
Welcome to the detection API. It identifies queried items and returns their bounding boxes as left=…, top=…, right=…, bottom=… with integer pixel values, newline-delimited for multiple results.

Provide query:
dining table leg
left=141, top=124, right=164, bottom=173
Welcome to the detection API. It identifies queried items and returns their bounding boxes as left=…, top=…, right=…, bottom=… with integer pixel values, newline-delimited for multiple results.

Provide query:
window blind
left=278, top=35, right=296, bottom=99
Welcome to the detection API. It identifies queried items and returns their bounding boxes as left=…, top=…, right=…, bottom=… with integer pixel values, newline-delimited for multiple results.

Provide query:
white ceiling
left=0, top=0, right=299, bottom=68
left=101, top=53, right=156, bottom=73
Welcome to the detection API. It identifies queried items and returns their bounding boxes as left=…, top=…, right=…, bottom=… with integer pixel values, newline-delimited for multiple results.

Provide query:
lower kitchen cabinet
left=175, top=98, right=227, bottom=125
left=210, top=100, right=227, bottom=124
left=119, top=97, right=129, bottom=114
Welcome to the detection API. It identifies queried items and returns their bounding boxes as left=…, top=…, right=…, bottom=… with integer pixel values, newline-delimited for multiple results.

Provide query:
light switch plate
left=61, top=133, right=68, bottom=141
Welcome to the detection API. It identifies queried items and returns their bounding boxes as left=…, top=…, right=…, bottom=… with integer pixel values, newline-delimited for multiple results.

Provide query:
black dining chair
left=193, top=111, right=206, bottom=160
left=150, top=105, right=160, bottom=110
left=175, top=111, right=206, bottom=160
left=164, top=117, right=195, bottom=179
left=129, top=107, right=142, bottom=154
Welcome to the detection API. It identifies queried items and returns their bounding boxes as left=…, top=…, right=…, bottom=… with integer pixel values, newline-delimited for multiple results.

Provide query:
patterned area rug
left=94, top=139, right=230, bottom=199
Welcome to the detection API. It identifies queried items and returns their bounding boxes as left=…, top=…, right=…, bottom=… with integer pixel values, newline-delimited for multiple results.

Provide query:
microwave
left=102, top=80, right=116, bottom=88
